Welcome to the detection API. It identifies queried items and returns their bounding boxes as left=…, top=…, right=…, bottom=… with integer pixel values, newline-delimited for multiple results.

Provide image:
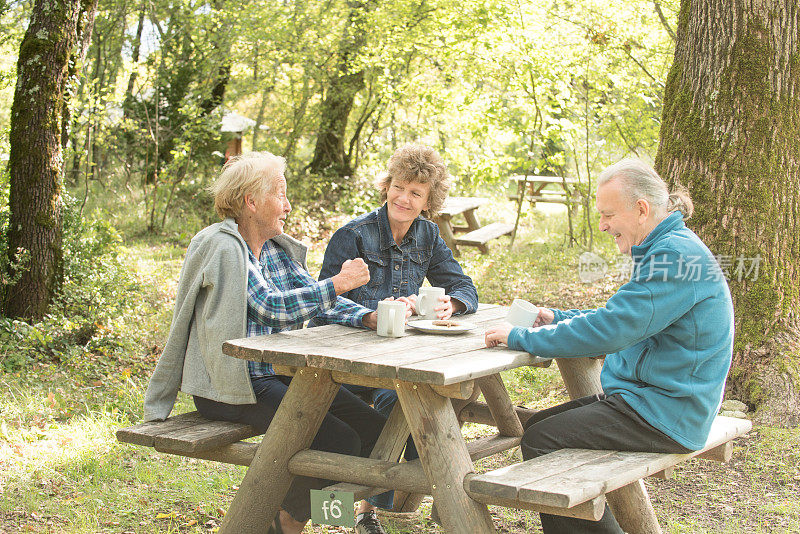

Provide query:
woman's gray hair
left=209, top=151, right=286, bottom=219
left=598, top=158, right=694, bottom=219
left=374, top=143, right=450, bottom=218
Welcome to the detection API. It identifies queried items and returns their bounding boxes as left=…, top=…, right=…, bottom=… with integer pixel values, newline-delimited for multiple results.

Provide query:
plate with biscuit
left=407, top=319, right=477, bottom=335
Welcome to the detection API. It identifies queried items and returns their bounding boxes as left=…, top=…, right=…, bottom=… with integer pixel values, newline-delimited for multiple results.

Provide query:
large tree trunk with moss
left=655, top=0, right=800, bottom=423
left=3, top=0, right=95, bottom=320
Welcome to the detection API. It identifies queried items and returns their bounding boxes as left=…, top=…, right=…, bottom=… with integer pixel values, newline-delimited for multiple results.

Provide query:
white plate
left=407, top=319, right=477, bottom=335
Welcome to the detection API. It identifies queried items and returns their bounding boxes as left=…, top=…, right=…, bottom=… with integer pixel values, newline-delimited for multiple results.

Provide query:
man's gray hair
left=598, top=158, right=693, bottom=219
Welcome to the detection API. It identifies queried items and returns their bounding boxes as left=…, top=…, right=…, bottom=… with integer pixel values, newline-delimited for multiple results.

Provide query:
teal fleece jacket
left=507, top=212, right=734, bottom=450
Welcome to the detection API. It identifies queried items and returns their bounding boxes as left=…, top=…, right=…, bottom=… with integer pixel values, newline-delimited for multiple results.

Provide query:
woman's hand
left=384, top=296, right=414, bottom=319
left=434, top=295, right=465, bottom=320
left=485, top=322, right=514, bottom=348
left=331, top=258, right=370, bottom=294
left=362, top=311, right=378, bottom=330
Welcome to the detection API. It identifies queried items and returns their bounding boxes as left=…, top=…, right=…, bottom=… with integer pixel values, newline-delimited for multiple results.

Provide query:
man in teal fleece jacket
left=485, top=159, right=734, bottom=534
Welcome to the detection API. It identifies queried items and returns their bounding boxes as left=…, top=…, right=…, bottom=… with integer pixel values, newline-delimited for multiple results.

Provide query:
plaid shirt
left=247, top=240, right=370, bottom=378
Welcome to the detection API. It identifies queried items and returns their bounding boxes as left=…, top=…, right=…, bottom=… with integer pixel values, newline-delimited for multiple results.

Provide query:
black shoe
left=355, top=510, right=387, bottom=534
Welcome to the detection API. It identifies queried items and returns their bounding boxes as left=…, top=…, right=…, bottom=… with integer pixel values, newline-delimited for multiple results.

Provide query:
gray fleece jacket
left=143, top=218, right=308, bottom=421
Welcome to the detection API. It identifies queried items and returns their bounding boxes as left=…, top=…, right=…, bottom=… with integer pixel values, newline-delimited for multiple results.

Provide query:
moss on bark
left=656, top=0, right=800, bottom=422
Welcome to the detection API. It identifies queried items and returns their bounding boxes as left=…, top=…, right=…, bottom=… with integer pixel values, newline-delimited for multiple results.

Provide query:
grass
left=1, top=198, right=798, bottom=533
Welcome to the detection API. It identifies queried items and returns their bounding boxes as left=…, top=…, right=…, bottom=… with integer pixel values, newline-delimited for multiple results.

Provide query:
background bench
left=455, top=222, right=514, bottom=254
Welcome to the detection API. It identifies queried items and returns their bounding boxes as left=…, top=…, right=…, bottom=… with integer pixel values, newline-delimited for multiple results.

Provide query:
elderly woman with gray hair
left=485, top=159, right=734, bottom=534
left=143, top=152, right=396, bottom=534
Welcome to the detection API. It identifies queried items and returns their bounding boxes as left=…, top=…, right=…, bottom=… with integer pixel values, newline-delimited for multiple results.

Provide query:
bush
left=0, top=192, right=138, bottom=371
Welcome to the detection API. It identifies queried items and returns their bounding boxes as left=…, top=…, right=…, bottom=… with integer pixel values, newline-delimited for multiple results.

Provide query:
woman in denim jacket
left=316, top=143, right=478, bottom=473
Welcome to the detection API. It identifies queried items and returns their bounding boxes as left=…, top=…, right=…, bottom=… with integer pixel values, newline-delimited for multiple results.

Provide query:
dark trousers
left=194, top=374, right=391, bottom=522
left=343, top=384, right=419, bottom=461
left=521, top=393, right=692, bottom=534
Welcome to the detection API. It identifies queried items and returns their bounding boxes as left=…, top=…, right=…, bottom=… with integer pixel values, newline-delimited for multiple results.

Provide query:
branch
left=622, top=47, right=661, bottom=85
left=612, top=117, right=640, bottom=156
left=653, top=1, right=676, bottom=41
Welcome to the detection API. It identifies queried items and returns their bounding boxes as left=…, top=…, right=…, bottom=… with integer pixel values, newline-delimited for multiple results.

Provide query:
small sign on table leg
left=310, top=489, right=355, bottom=528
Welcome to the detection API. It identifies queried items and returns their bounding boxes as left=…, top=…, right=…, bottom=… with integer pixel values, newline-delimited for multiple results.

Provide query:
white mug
left=506, top=298, right=539, bottom=327
left=416, top=286, right=446, bottom=320
left=377, top=300, right=406, bottom=337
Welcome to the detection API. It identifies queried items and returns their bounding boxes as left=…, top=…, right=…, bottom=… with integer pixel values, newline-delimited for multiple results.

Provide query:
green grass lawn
left=1, top=200, right=797, bottom=533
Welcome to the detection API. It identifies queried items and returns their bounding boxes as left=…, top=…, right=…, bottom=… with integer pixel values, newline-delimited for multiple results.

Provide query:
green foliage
left=0, top=0, right=681, bottom=235
left=0, top=193, right=138, bottom=372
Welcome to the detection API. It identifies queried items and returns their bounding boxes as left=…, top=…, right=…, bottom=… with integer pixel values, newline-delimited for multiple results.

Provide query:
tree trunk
left=308, top=0, right=373, bottom=179
left=308, top=70, right=365, bottom=177
left=3, top=0, right=96, bottom=320
left=655, top=0, right=800, bottom=424
left=123, top=4, right=146, bottom=114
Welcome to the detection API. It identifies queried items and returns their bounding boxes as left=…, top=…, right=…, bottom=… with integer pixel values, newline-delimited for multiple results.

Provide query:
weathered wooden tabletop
left=222, top=303, right=550, bottom=386
left=437, top=196, right=489, bottom=218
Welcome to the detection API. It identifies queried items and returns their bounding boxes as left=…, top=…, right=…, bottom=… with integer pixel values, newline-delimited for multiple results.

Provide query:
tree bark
left=308, top=0, right=374, bottom=179
left=4, top=0, right=96, bottom=320
left=655, top=0, right=800, bottom=423
left=123, top=4, right=146, bottom=115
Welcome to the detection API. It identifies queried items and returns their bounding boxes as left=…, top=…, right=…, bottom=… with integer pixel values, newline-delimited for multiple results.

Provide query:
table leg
left=372, top=400, right=412, bottom=460
left=374, top=402, right=424, bottom=514
left=555, top=358, right=663, bottom=534
left=463, top=208, right=481, bottom=232
left=219, top=368, right=339, bottom=534
left=435, top=216, right=460, bottom=256
left=396, top=382, right=495, bottom=533
left=554, top=357, right=602, bottom=399
left=391, top=388, right=483, bottom=514
left=476, top=374, right=523, bottom=437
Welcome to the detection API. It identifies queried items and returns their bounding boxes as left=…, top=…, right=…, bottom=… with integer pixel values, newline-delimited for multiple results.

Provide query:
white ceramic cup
left=416, top=286, right=446, bottom=320
left=506, top=298, right=539, bottom=327
left=377, top=300, right=407, bottom=337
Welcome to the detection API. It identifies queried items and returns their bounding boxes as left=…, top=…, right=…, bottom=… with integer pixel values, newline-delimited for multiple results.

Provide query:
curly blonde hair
left=375, top=144, right=450, bottom=219
left=209, top=152, right=286, bottom=219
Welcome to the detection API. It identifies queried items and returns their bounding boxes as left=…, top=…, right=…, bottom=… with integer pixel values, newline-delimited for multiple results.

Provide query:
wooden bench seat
left=115, top=400, right=523, bottom=459
left=455, top=222, right=514, bottom=253
left=117, top=412, right=750, bottom=523
left=116, top=411, right=260, bottom=455
left=464, top=415, right=752, bottom=520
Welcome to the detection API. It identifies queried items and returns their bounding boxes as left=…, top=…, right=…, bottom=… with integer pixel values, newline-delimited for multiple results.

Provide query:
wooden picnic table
left=217, top=303, right=546, bottom=533
left=434, top=197, right=513, bottom=255
left=508, top=175, right=580, bottom=207
left=214, top=303, right=662, bottom=533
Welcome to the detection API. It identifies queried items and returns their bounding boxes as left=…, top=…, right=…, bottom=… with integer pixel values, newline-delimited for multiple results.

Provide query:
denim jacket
left=317, top=204, right=478, bottom=313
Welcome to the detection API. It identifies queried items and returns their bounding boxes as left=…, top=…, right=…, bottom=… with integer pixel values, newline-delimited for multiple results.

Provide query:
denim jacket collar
left=377, top=204, right=421, bottom=250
